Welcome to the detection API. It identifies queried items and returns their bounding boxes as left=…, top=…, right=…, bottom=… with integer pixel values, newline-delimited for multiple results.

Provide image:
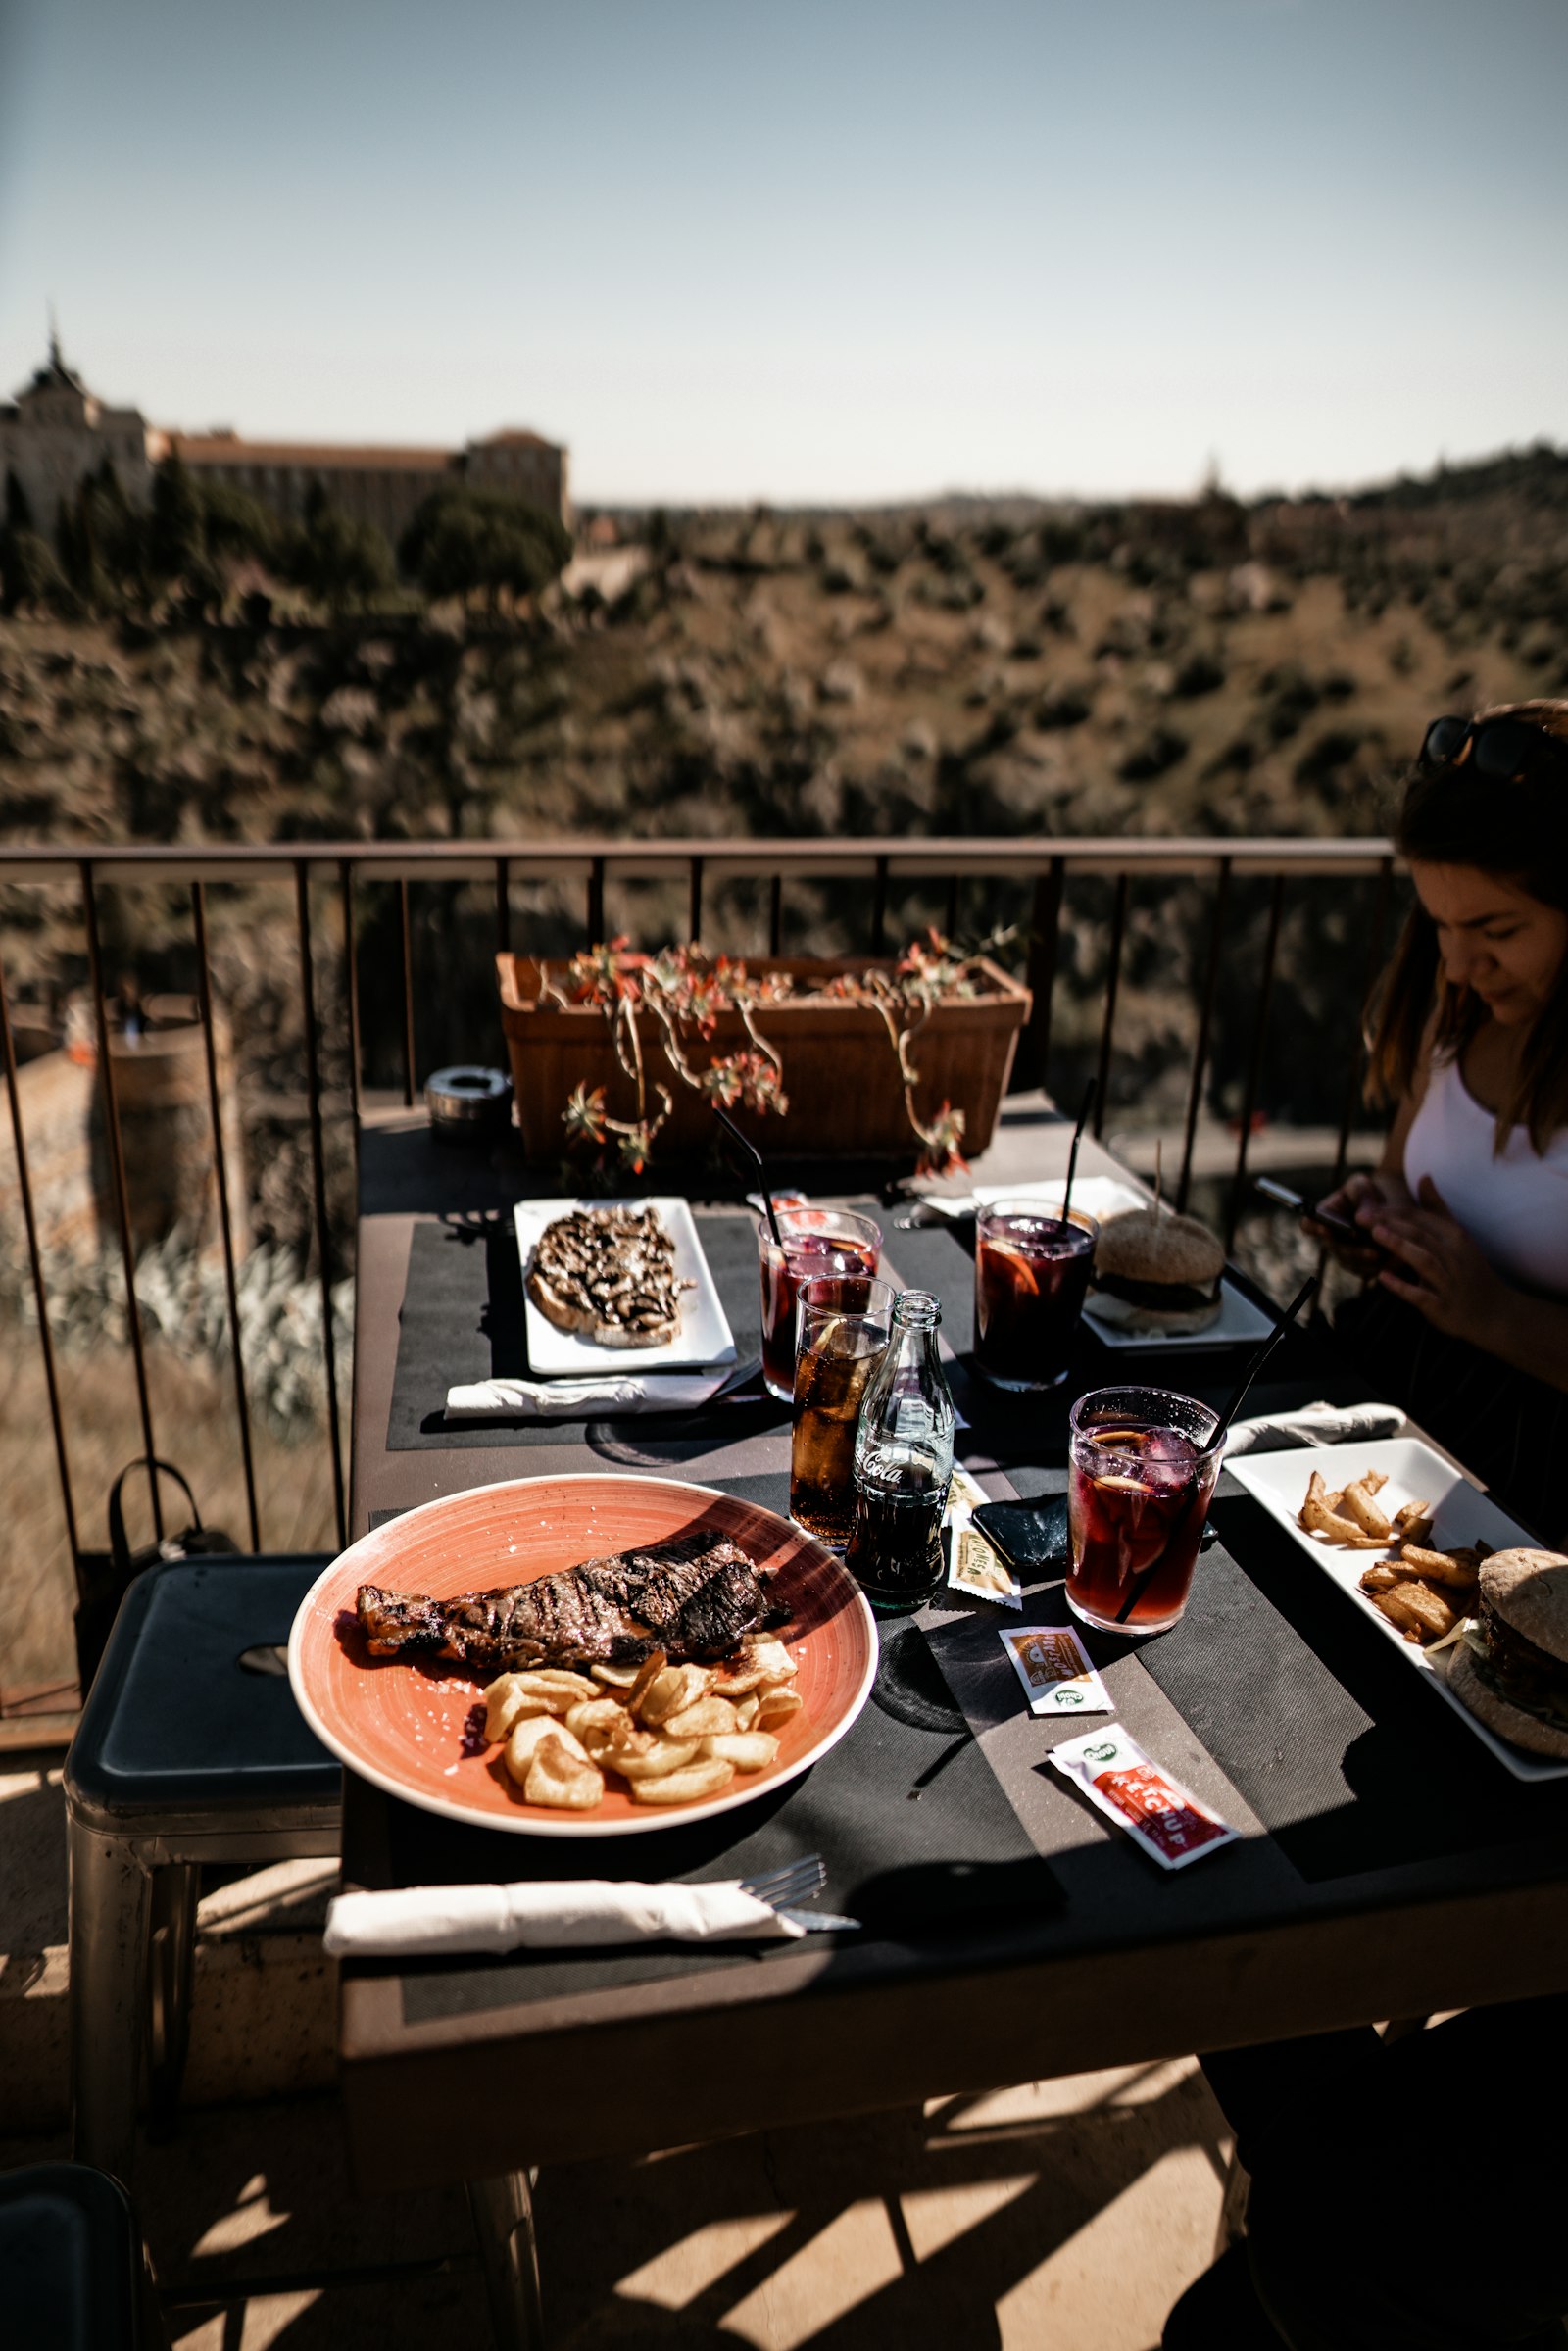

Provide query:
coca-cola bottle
left=844, top=1289, right=955, bottom=1612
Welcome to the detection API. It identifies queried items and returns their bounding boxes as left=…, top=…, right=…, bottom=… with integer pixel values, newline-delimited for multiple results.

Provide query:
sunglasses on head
left=1418, top=713, right=1568, bottom=787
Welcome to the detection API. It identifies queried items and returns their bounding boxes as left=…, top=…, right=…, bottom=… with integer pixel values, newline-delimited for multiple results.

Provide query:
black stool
left=0, top=2162, right=169, bottom=2349
left=64, top=1554, right=341, bottom=2185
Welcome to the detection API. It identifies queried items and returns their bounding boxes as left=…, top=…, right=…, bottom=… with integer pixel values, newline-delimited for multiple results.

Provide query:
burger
left=1446, top=1547, right=1568, bottom=1760
left=1090, top=1206, right=1226, bottom=1336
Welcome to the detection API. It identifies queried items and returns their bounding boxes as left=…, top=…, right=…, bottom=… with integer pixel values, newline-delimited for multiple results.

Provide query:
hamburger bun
left=1446, top=1547, right=1568, bottom=1760
left=1090, top=1207, right=1226, bottom=1335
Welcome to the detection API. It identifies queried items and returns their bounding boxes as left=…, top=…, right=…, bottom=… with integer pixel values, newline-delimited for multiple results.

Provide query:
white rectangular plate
left=1227, top=1435, right=1566, bottom=1782
left=513, top=1197, right=737, bottom=1376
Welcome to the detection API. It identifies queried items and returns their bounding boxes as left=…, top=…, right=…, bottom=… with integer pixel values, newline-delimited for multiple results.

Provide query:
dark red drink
left=759, top=1208, right=882, bottom=1401
left=974, top=1203, right=1097, bottom=1391
left=1065, top=1389, right=1221, bottom=1634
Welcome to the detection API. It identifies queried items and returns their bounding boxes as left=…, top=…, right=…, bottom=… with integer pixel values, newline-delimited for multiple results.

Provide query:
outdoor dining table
left=337, top=1108, right=1568, bottom=2338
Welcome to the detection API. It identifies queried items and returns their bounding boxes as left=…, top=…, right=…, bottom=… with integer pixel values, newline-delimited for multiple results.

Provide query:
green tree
left=201, top=479, right=280, bottom=567
left=147, top=452, right=205, bottom=588
left=399, top=486, right=571, bottom=616
left=0, top=523, right=71, bottom=615
left=284, top=481, right=395, bottom=612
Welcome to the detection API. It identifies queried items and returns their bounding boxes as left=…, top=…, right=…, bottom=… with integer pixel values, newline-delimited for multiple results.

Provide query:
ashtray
left=425, top=1065, right=513, bottom=1144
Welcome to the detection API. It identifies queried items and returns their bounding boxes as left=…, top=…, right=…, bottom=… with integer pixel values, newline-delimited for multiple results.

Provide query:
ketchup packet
left=1000, top=1624, right=1111, bottom=1716
left=1048, top=1728, right=1239, bottom=1870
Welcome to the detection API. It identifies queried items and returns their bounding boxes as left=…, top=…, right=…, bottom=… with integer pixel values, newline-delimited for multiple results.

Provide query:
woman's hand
left=1371, top=1177, right=1510, bottom=1346
left=1303, top=1169, right=1411, bottom=1278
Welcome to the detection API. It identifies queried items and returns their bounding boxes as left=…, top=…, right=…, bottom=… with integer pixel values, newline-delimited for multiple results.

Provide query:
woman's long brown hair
left=1365, top=699, right=1568, bottom=1153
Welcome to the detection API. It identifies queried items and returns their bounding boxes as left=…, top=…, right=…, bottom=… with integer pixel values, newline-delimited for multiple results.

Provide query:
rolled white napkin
left=445, top=1372, right=732, bottom=1421
left=323, top=1879, right=807, bottom=1957
left=1224, top=1400, right=1406, bottom=1456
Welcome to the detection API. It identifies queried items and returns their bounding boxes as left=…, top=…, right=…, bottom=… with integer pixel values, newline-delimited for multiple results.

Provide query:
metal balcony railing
left=0, top=833, right=1398, bottom=1725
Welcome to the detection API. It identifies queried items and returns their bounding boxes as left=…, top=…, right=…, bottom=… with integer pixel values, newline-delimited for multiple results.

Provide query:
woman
left=1308, top=699, right=1568, bottom=1539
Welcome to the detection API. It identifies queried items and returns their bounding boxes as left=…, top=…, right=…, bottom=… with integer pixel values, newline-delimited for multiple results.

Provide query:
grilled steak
left=356, top=1531, right=784, bottom=1675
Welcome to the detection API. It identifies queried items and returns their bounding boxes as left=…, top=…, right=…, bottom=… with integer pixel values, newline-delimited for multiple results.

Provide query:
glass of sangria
left=758, top=1206, right=882, bottom=1401
left=1065, top=1385, right=1222, bottom=1634
left=974, top=1200, right=1098, bottom=1391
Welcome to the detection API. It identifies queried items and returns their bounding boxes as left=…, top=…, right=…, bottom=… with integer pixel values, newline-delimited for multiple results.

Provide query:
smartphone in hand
left=1254, top=1178, right=1391, bottom=1268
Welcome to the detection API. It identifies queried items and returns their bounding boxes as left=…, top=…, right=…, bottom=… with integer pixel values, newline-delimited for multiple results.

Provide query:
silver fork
left=739, top=1854, right=826, bottom=1908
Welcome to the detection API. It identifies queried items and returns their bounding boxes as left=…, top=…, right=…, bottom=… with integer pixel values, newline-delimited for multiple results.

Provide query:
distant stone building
left=0, top=338, right=569, bottom=541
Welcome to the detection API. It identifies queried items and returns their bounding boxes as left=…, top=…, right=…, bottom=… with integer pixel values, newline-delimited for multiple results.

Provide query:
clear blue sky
left=1, top=0, right=1564, bottom=505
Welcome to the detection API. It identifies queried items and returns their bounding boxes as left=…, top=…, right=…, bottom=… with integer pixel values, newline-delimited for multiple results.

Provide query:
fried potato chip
left=1340, top=1480, right=1394, bottom=1541
left=733, top=1692, right=761, bottom=1732
left=590, top=1661, right=644, bottom=1690
left=624, top=1650, right=668, bottom=1713
left=565, top=1696, right=633, bottom=1740
left=629, top=1757, right=736, bottom=1805
left=662, top=1695, right=739, bottom=1739
left=482, top=1673, right=539, bottom=1743
left=707, top=1663, right=765, bottom=1697
left=503, top=1712, right=590, bottom=1788
left=756, top=1687, right=805, bottom=1730
left=612, top=1738, right=702, bottom=1781
left=637, top=1664, right=710, bottom=1726
left=523, top=1732, right=605, bottom=1810
left=700, top=1732, right=779, bottom=1773
left=745, top=1638, right=798, bottom=1687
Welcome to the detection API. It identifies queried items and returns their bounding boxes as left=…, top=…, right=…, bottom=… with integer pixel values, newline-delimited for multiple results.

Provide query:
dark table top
left=337, top=1113, right=1568, bottom=2190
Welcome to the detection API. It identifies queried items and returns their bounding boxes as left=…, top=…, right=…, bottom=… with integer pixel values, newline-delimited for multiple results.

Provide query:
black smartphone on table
left=970, top=1494, right=1071, bottom=1579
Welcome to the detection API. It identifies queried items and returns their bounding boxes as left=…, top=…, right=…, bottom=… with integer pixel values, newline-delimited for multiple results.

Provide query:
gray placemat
left=386, top=1211, right=772, bottom=1450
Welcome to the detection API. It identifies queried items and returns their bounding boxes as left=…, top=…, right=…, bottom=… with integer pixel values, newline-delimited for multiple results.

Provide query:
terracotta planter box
left=496, top=954, right=1031, bottom=1165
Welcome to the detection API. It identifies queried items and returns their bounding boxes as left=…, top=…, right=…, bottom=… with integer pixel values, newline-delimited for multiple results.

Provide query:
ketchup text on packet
left=1090, top=1759, right=1230, bottom=1863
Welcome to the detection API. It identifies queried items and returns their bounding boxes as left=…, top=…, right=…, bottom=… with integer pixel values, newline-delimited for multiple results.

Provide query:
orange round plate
left=288, top=1474, right=879, bottom=1837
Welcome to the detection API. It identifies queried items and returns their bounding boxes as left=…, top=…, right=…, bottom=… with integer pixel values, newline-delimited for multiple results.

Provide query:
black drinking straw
left=1110, top=1273, right=1317, bottom=1628
left=712, top=1102, right=784, bottom=1249
left=1213, top=1273, right=1318, bottom=1443
left=1057, top=1078, right=1097, bottom=1233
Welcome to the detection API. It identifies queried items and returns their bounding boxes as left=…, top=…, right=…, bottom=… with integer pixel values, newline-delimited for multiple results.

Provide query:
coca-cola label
left=1048, top=1728, right=1239, bottom=1869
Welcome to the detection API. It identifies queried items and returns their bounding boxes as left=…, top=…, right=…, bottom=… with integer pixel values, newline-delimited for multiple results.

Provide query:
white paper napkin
left=322, top=1879, right=806, bottom=1956
left=445, top=1371, right=733, bottom=1421
left=1224, top=1400, right=1406, bottom=1456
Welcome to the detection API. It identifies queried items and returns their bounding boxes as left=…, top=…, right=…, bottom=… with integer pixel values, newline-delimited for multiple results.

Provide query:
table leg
left=68, top=1817, right=151, bottom=2185
left=466, top=2167, right=545, bottom=2351
left=147, top=1862, right=200, bottom=2134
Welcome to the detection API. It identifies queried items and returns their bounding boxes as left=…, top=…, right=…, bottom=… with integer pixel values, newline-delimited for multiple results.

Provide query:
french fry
left=637, top=1663, right=711, bottom=1726
left=1397, top=1544, right=1480, bottom=1591
left=1372, top=1580, right=1459, bottom=1643
left=629, top=1757, right=736, bottom=1805
left=1302, top=1494, right=1388, bottom=1547
left=734, top=1692, right=761, bottom=1732
left=756, top=1687, right=805, bottom=1730
left=662, top=1695, right=739, bottom=1739
left=1361, top=1470, right=1389, bottom=1494
left=612, top=1738, right=702, bottom=1781
left=1340, top=1480, right=1394, bottom=1542
left=590, top=1661, right=644, bottom=1690
left=701, top=1732, right=779, bottom=1772
left=1394, top=1499, right=1434, bottom=1533
left=746, top=1638, right=798, bottom=1687
left=564, top=1697, right=632, bottom=1740
left=1359, top=1563, right=1403, bottom=1592
left=523, top=1733, right=605, bottom=1810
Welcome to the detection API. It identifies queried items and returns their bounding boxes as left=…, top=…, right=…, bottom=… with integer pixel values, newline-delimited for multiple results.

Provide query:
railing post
left=0, top=940, right=81, bottom=1579
left=295, top=862, right=347, bottom=1550
left=1021, top=857, right=1064, bottom=1094
left=1331, top=856, right=1396, bottom=1188
left=398, top=878, right=417, bottom=1105
left=1092, top=872, right=1130, bottom=1139
left=767, top=873, right=783, bottom=957
left=870, top=857, right=890, bottom=956
left=79, top=860, right=163, bottom=1539
left=495, top=855, right=512, bottom=961
left=191, top=882, right=262, bottom=1551
left=689, top=856, right=704, bottom=944
left=338, top=858, right=363, bottom=1126
left=1226, top=874, right=1288, bottom=1250
left=587, top=857, right=606, bottom=945
left=1177, top=857, right=1232, bottom=1214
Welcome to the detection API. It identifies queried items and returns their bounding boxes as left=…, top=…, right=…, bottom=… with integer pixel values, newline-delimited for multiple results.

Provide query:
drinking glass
left=789, top=1275, right=896, bottom=1548
left=758, top=1206, right=882, bottom=1401
left=973, top=1200, right=1098, bottom=1391
left=1065, top=1385, right=1222, bottom=1634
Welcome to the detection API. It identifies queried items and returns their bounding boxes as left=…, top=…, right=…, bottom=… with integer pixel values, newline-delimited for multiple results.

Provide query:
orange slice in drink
left=985, top=1240, right=1040, bottom=1297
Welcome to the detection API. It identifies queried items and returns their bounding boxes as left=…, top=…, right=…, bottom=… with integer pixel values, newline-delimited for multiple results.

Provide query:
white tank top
left=1402, top=1055, right=1568, bottom=1298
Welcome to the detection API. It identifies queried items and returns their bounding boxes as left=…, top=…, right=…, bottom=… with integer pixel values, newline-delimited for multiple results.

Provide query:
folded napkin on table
left=445, top=1371, right=734, bottom=1421
left=323, top=1879, right=806, bottom=1956
left=1224, top=1400, right=1406, bottom=1456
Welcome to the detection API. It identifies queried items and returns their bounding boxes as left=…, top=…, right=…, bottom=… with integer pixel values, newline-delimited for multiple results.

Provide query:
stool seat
left=65, top=1552, right=341, bottom=2185
left=0, top=2162, right=166, bottom=2349
left=69, top=1557, right=340, bottom=1824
